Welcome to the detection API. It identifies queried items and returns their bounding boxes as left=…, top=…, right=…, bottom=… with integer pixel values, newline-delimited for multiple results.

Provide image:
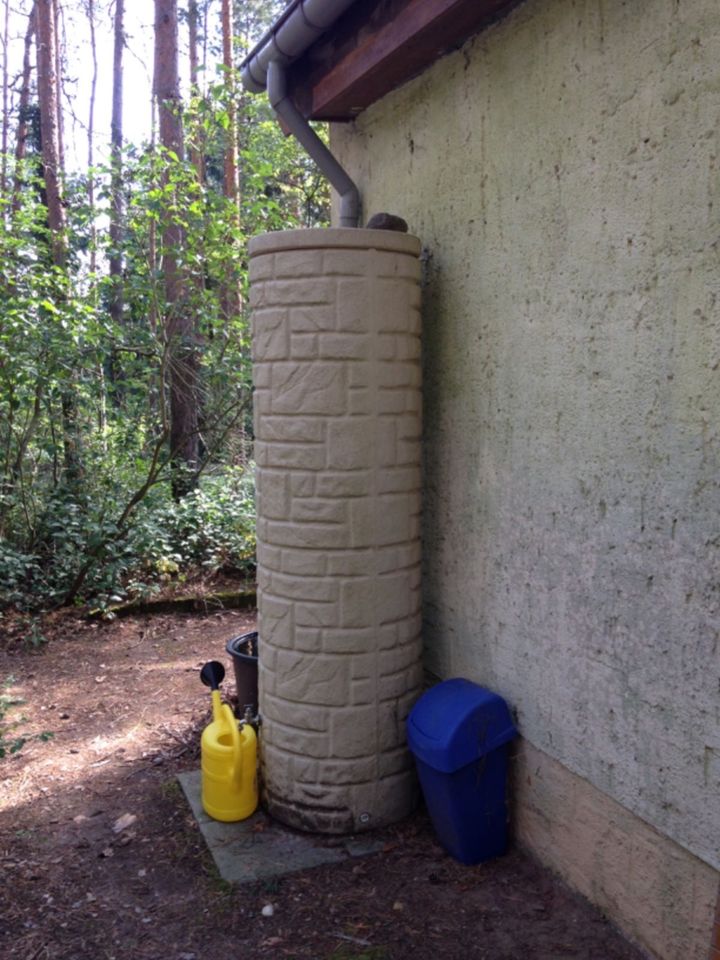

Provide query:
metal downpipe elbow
left=266, top=60, right=360, bottom=228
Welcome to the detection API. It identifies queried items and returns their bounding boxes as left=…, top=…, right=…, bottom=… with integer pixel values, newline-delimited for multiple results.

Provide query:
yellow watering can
left=199, top=661, right=258, bottom=822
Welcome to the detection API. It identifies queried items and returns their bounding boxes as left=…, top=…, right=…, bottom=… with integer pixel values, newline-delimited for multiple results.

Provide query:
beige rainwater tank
left=249, top=227, right=423, bottom=833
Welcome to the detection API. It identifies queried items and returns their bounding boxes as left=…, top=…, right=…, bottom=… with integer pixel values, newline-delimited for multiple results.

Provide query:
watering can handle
left=221, top=700, right=243, bottom=784
left=209, top=688, right=243, bottom=783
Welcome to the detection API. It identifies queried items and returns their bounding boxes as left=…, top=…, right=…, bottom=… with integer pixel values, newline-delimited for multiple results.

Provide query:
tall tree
left=86, top=0, right=107, bottom=439
left=187, top=0, right=205, bottom=182
left=154, top=0, right=199, bottom=498
left=108, top=0, right=125, bottom=332
left=37, top=0, right=81, bottom=488
left=36, top=0, right=65, bottom=266
left=221, top=0, right=237, bottom=212
left=86, top=0, right=98, bottom=265
left=220, top=0, right=240, bottom=322
left=11, top=3, right=36, bottom=215
left=52, top=0, right=64, bottom=177
left=1, top=0, right=10, bottom=202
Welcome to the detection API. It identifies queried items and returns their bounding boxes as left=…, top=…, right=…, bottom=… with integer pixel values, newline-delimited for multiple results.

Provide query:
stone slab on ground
left=178, top=770, right=384, bottom=884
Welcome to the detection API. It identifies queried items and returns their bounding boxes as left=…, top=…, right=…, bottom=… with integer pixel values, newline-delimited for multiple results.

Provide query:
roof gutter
left=240, top=0, right=358, bottom=94
left=240, top=0, right=361, bottom=228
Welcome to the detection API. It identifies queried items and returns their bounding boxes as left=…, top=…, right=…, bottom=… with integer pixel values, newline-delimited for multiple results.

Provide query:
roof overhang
left=287, top=0, right=524, bottom=121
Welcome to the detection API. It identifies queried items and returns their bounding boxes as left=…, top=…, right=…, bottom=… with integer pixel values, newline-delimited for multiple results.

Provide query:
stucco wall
left=332, top=0, right=720, bottom=871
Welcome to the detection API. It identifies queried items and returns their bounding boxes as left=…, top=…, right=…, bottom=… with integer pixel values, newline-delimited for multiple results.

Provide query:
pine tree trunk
left=11, top=4, right=36, bottom=215
left=220, top=0, right=241, bottom=322
left=53, top=0, right=64, bottom=177
left=86, top=0, right=107, bottom=443
left=154, top=0, right=198, bottom=499
left=1, top=0, right=10, bottom=203
left=108, top=0, right=124, bottom=332
left=221, top=0, right=238, bottom=212
left=36, top=0, right=65, bottom=267
left=37, top=0, right=81, bottom=489
left=187, top=0, right=204, bottom=181
left=87, top=0, right=97, bottom=271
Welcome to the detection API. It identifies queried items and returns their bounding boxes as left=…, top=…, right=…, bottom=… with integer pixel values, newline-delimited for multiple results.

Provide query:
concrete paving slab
left=178, top=770, right=384, bottom=884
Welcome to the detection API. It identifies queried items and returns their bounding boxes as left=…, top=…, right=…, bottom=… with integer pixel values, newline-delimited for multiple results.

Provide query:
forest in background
left=0, top=0, right=328, bottom=621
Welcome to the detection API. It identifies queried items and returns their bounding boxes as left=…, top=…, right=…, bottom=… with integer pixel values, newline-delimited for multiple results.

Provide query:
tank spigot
left=243, top=706, right=261, bottom=728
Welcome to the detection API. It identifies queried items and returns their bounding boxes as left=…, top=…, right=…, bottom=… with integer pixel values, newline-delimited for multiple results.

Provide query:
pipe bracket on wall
left=266, top=60, right=360, bottom=228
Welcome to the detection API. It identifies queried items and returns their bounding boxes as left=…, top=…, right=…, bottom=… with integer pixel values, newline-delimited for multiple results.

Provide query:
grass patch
left=326, top=946, right=390, bottom=960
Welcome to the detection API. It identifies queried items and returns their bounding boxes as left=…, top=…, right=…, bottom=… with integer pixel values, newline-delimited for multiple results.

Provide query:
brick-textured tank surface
left=249, top=228, right=423, bottom=834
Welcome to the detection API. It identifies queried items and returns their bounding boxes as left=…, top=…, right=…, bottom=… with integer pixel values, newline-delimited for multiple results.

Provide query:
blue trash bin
left=407, top=678, right=517, bottom=864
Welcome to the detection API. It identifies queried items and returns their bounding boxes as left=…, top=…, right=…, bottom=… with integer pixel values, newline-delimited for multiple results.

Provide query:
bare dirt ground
left=0, top=606, right=646, bottom=960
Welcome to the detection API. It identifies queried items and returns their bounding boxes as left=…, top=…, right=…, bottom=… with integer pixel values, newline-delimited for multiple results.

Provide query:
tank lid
left=249, top=227, right=421, bottom=258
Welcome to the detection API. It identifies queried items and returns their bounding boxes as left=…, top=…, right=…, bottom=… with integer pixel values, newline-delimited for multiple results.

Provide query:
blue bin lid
left=407, top=678, right=517, bottom=773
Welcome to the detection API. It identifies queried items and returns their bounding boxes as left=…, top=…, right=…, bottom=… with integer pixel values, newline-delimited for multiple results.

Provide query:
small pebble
left=261, top=904, right=275, bottom=917
left=112, top=813, right=137, bottom=834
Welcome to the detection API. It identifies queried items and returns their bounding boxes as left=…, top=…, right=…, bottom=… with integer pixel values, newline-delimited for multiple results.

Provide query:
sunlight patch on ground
left=0, top=611, right=253, bottom=819
left=0, top=720, right=171, bottom=813
left=0, top=690, right=207, bottom=815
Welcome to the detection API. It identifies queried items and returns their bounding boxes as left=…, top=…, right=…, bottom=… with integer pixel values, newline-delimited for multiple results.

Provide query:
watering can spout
left=199, top=661, right=259, bottom=822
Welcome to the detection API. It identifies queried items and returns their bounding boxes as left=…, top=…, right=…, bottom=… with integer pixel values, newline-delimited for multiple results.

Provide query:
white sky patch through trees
left=4, top=0, right=193, bottom=173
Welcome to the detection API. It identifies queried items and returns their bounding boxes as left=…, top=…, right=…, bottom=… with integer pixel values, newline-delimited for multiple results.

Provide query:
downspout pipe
left=240, top=0, right=361, bottom=228
left=266, top=60, right=360, bottom=228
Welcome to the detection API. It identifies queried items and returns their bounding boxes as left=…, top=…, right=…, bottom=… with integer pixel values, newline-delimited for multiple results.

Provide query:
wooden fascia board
left=291, top=0, right=520, bottom=121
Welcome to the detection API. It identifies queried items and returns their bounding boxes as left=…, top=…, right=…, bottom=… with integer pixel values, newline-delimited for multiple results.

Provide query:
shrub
left=0, top=464, right=256, bottom=612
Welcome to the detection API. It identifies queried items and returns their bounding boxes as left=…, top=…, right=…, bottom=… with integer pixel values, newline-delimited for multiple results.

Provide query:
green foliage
left=22, top=616, right=48, bottom=650
left=133, top=468, right=256, bottom=573
left=117, top=466, right=257, bottom=606
left=0, top=676, right=54, bottom=759
left=0, top=465, right=256, bottom=612
left=0, top=8, right=330, bottom=613
left=239, top=96, right=330, bottom=230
